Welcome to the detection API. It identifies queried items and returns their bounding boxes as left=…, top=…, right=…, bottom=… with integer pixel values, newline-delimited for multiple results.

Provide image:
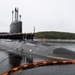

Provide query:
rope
left=1, top=60, right=75, bottom=75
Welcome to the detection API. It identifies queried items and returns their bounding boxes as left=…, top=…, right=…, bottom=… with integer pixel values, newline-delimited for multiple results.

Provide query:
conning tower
left=10, top=8, right=22, bottom=33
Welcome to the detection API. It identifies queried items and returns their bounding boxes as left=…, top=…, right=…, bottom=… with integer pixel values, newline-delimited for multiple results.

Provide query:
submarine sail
left=10, top=7, right=22, bottom=33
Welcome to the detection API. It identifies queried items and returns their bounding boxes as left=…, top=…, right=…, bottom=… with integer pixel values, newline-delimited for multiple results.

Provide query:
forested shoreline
left=35, top=31, right=75, bottom=39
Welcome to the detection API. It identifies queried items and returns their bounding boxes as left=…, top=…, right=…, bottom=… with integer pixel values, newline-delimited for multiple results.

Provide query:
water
left=1, top=42, right=75, bottom=75
left=0, top=48, right=49, bottom=74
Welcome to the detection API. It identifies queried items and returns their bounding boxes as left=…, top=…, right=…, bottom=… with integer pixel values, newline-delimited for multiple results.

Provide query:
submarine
left=0, top=8, right=75, bottom=60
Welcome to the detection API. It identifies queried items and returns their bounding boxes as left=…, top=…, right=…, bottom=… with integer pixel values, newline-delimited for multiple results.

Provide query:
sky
left=0, top=0, right=75, bottom=33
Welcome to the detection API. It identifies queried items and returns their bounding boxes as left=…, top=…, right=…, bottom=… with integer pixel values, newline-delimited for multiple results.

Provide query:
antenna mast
left=15, top=7, right=19, bottom=21
left=19, top=15, right=22, bottom=21
left=33, top=26, right=35, bottom=38
left=12, top=10, right=14, bottom=22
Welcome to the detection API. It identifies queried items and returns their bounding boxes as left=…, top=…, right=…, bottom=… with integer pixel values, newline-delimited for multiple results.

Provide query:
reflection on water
left=0, top=50, right=48, bottom=74
left=9, top=53, right=22, bottom=68
left=9, top=53, right=33, bottom=68
left=0, top=51, right=33, bottom=74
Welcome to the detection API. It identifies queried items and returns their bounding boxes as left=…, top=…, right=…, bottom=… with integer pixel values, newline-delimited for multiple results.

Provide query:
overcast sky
left=0, top=0, right=75, bottom=33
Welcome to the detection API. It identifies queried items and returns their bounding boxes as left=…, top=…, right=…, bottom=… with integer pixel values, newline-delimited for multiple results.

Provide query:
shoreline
left=37, top=39, right=75, bottom=43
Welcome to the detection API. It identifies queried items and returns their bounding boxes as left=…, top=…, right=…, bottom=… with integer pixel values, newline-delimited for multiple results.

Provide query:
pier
left=0, top=33, right=34, bottom=40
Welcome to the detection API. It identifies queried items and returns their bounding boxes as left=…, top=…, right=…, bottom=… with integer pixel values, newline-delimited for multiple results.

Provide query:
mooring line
left=1, top=60, right=75, bottom=75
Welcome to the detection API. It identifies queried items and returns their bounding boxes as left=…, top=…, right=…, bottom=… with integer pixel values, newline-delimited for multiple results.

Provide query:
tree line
left=35, top=31, right=75, bottom=39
